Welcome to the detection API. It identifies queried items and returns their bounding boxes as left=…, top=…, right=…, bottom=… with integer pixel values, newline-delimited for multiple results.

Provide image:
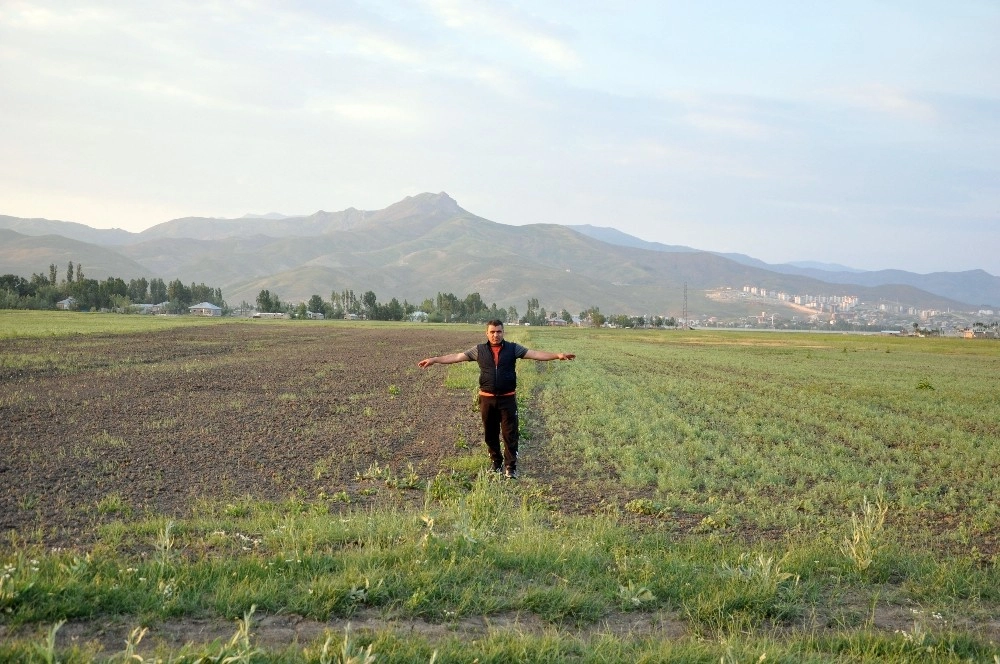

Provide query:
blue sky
left=1, top=1, right=998, bottom=274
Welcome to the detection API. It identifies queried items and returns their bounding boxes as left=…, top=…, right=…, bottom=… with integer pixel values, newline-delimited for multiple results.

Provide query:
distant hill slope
left=566, top=225, right=697, bottom=253
left=0, top=215, right=136, bottom=246
left=0, top=193, right=986, bottom=313
left=769, top=267, right=1000, bottom=308
left=136, top=191, right=466, bottom=241
left=118, top=200, right=971, bottom=313
left=0, top=229, right=155, bottom=281
left=572, top=225, right=999, bottom=307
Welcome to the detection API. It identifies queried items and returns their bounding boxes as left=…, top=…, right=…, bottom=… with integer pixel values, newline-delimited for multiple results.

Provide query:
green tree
left=581, top=306, right=605, bottom=327
left=526, top=297, right=539, bottom=319
left=149, top=278, right=167, bottom=303
left=110, top=293, right=131, bottom=312
left=463, top=292, right=486, bottom=322
left=362, top=290, right=378, bottom=319
left=127, top=278, right=149, bottom=303
left=190, top=282, right=220, bottom=305
left=0, top=274, right=30, bottom=298
left=49, top=263, right=57, bottom=285
left=307, top=294, right=325, bottom=314
left=167, top=279, right=191, bottom=306
left=329, top=290, right=345, bottom=318
left=384, top=297, right=404, bottom=321
left=341, top=289, right=360, bottom=315
left=521, top=298, right=547, bottom=326
left=256, top=289, right=282, bottom=313
left=66, top=261, right=74, bottom=284
left=436, top=292, right=460, bottom=322
left=70, top=278, right=100, bottom=311
left=102, top=277, right=127, bottom=304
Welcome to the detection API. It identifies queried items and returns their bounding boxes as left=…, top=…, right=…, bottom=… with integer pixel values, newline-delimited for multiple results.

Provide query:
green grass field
left=2, top=315, right=999, bottom=662
left=525, top=327, right=1000, bottom=557
left=0, top=310, right=235, bottom=339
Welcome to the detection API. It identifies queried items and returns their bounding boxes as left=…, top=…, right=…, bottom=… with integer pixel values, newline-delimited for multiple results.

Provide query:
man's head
left=485, top=320, right=504, bottom=345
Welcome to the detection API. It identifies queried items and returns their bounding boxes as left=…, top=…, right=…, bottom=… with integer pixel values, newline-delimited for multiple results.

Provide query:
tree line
left=0, top=262, right=677, bottom=327
left=256, top=288, right=677, bottom=328
left=252, top=288, right=519, bottom=323
left=0, top=262, right=225, bottom=313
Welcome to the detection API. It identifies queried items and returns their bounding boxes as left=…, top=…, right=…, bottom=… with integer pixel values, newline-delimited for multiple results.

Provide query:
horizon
left=4, top=195, right=997, bottom=279
left=1, top=2, right=998, bottom=274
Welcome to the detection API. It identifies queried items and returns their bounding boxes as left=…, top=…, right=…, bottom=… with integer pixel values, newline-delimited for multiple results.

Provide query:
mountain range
left=1, top=193, right=996, bottom=315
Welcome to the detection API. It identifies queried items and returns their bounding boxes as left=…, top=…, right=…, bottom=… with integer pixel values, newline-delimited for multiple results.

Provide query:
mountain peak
left=402, top=191, right=459, bottom=210
left=369, top=192, right=464, bottom=225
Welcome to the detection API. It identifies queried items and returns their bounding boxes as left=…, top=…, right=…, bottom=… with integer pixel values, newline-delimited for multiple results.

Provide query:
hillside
left=0, top=193, right=986, bottom=315
left=120, top=207, right=969, bottom=314
left=570, top=225, right=999, bottom=307
left=0, top=215, right=136, bottom=246
left=0, top=229, right=155, bottom=282
left=773, top=267, right=1000, bottom=308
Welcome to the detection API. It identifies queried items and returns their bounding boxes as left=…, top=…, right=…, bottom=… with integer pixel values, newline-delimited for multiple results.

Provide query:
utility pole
left=682, top=282, right=688, bottom=330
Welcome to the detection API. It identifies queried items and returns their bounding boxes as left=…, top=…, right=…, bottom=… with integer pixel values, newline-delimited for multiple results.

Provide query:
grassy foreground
left=2, top=318, right=999, bottom=662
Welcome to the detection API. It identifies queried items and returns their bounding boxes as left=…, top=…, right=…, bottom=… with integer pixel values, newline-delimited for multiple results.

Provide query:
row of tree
left=1, top=263, right=678, bottom=326
left=253, top=288, right=526, bottom=324
left=253, top=288, right=678, bottom=329
left=0, top=262, right=226, bottom=313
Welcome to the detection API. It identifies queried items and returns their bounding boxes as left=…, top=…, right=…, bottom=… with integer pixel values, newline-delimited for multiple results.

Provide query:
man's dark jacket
left=476, top=341, right=520, bottom=395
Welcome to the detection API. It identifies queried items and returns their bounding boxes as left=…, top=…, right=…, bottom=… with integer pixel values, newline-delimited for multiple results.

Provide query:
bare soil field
left=1, top=323, right=490, bottom=547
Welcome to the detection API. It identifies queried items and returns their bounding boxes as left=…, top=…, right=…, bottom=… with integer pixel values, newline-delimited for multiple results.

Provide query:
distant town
left=701, top=285, right=997, bottom=337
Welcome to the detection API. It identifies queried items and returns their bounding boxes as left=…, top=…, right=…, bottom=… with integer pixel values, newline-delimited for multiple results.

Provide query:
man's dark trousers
left=479, top=394, right=518, bottom=471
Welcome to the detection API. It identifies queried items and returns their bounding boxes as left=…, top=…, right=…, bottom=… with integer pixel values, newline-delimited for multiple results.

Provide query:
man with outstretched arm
left=417, top=319, right=575, bottom=479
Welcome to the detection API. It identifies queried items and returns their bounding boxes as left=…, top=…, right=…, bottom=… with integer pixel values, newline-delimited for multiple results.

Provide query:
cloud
left=682, top=112, right=771, bottom=140
left=316, top=99, right=425, bottom=129
left=423, top=0, right=580, bottom=70
left=0, top=2, right=113, bottom=30
left=595, top=138, right=769, bottom=182
left=828, top=84, right=938, bottom=123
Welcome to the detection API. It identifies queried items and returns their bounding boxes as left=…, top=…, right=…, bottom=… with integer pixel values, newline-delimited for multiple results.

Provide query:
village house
left=133, top=302, right=169, bottom=314
left=56, top=296, right=77, bottom=310
left=190, top=302, right=223, bottom=317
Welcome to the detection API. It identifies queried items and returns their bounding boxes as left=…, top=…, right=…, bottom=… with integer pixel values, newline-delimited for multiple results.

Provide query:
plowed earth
left=1, top=324, right=491, bottom=547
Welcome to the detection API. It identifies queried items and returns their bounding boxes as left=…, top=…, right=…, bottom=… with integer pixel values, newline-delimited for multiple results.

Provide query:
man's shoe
left=504, top=468, right=518, bottom=480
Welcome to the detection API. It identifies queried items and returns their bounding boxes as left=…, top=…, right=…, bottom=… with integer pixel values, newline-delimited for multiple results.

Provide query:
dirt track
left=1, top=324, right=485, bottom=547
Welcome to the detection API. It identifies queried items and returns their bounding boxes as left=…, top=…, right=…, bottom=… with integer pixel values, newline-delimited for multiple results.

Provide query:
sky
left=2, top=1, right=998, bottom=275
